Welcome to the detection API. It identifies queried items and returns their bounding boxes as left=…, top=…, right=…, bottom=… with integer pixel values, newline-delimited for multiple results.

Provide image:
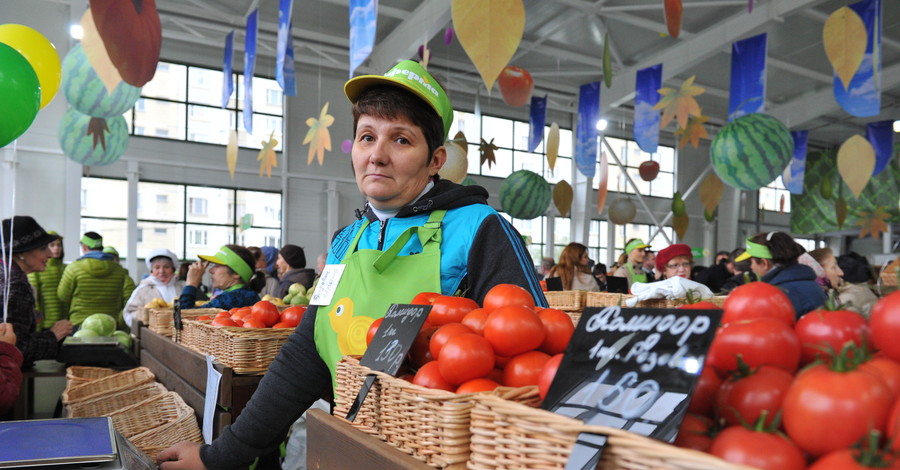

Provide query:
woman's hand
left=0, top=323, right=16, bottom=345
left=50, top=320, right=73, bottom=340
left=157, top=441, right=207, bottom=470
left=186, top=261, right=208, bottom=288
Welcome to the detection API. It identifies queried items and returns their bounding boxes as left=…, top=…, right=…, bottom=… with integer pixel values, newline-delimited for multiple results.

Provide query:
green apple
left=283, top=294, right=293, bottom=304
left=291, top=294, right=309, bottom=306
left=288, top=283, right=306, bottom=296
left=112, top=330, right=133, bottom=348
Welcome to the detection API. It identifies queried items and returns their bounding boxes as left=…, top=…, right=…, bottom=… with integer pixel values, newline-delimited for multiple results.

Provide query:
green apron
left=315, top=210, right=445, bottom=388
left=625, top=262, right=647, bottom=285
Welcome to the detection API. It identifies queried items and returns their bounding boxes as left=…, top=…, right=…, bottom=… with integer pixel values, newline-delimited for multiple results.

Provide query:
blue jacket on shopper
left=762, top=262, right=826, bottom=318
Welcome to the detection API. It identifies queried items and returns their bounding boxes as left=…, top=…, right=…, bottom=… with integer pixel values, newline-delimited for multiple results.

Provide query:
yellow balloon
left=0, top=24, right=61, bottom=109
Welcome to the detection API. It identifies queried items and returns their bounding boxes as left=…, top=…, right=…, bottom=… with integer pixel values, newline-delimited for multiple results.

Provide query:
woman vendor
left=611, top=238, right=651, bottom=288
left=178, top=244, right=265, bottom=311
left=158, top=60, right=546, bottom=469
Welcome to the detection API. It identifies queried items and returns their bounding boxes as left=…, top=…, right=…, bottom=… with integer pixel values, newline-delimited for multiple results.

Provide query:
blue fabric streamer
left=868, top=120, right=894, bottom=176
left=221, top=31, right=234, bottom=109
left=528, top=95, right=547, bottom=153
left=783, top=130, right=808, bottom=195
left=574, top=82, right=600, bottom=178
left=833, top=0, right=881, bottom=117
left=634, top=64, right=662, bottom=154
left=728, top=33, right=767, bottom=121
left=243, top=9, right=258, bottom=133
left=276, top=0, right=296, bottom=96
left=349, top=0, right=377, bottom=77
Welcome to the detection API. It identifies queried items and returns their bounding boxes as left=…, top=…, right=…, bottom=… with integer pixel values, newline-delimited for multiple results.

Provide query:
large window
left=80, top=177, right=282, bottom=261
left=595, top=137, right=676, bottom=198
left=129, top=62, right=284, bottom=150
left=759, top=177, right=792, bottom=213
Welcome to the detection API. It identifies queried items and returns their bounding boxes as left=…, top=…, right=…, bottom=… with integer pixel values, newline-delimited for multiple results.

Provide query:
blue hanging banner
left=783, top=130, right=808, bottom=195
left=528, top=95, right=547, bottom=153
left=243, top=9, right=258, bottom=133
left=221, top=31, right=234, bottom=109
left=276, top=0, right=296, bottom=96
left=575, top=82, right=600, bottom=179
left=349, top=0, right=377, bottom=77
left=728, top=33, right=767, bottom=121
left=834, top=0, right=881, bottom=117
left=634, top=64, right=662, bottom=154
left=867, top=120, right=895, bottom=176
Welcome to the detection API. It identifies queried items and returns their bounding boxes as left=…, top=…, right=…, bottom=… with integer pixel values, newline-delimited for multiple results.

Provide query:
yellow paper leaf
left=226, top=130, right=238, bottom=180
left=823, top=6, right=867, bottom=90
left=546, top=122, right=559, bottom=171
left=81, top=9, right=122, bottom=95
left=452, top=0, right=525, bottom=91
left=699, top=172, right=724, bottom=214
left=674, top=115, right=709, bottom=149
left=597, top=151, right=608, bottom=214
left=302, top=102, right=334, bottom=166
left=257, top=131, right=279, bottom=178
left=673, top=213, right=689, bottom=240
left=553, top=180, right=573, bottom=217
left=653, top=75, right=704, bottom=129
left=837, top=134, right=875, bottom=199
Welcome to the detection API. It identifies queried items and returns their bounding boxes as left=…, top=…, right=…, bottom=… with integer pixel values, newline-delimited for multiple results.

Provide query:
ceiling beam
left=365, top=0, right=452, bottom=74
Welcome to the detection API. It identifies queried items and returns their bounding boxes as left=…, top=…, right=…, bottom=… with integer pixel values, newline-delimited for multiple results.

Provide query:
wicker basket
left=334, top=356, right=541, bottom=469
left=334, top=356, right=382, bottom=437
left=881, top=258, right=899, bottom=287
left=178, top=319, right=294, bottom=374
left=543, top=291, right=585, bottom=312
left=468, top=395, right=755, bottom=470
left=61, top=367, right=155, bottom=404
left=128, top=394, right=203, bottom=460
left=148, top=307, right=224, bottom=337
left=68, top=382, right=167, bottom=418
left=584, top=292, right=634, bottom=308
left=64, top=366, right=117, bottom=392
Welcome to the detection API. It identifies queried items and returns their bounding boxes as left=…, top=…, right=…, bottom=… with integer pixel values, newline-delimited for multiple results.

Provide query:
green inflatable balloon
left=0, top=42, right=40, bottom=148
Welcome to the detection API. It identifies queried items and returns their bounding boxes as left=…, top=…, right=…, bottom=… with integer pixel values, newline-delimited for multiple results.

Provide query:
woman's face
left=628, top=248, right=645, bottom=265
left=751, top=258, right=772, bottom=278
left=209, top=263, right=241, bottom=290
left=48, top=239, right=62, bottom=259
left=151, top=258, right=175, bottom=284
left=352, top=114, right=445, bottom=211
left=663, top=255, right=693, bottom=279
left=821, top=255, right=844, bottom=288
left=579, top=251, right=589, bottom=266
left=17, top=245, right=51, bottom=274
left=276, top=253, right=289, bottom=276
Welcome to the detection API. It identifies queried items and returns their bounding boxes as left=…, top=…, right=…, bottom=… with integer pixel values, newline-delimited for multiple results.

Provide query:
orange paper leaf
left=553, top=180, right=573, bottom=217
left=597, top=151, right=608, bottom=214
left=823, top=6, right=868, bottom=90
left=226, top=129, right=238, bottom=180
left=257, top=131, right=278, bottom=178
left=452, top=0, right=525, bottom=91
left=699, top=172, right=724, bottom=215
left=303, top=102, right=334, bottom=166
left=653, top=75, right=704, bottom=130
left=837, top=134, right=875, bottom=199
left=546, top=122, right=559, bottom=171
left=674, top=115, right=710, bottom=149
left=856, top=206, right=890, bottom=240
left=479, top=138, right=498, bottom=168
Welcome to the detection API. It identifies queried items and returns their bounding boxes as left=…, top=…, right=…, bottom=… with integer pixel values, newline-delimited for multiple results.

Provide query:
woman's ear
left=429, top=146, right=447, bottom=176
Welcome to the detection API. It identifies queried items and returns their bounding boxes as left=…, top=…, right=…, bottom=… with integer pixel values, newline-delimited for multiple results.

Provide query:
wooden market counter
left=138, top=325, right=263, bottom=438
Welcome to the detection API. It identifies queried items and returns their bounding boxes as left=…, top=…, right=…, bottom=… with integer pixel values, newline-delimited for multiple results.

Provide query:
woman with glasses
left=655, top=244, right=694, bottom=280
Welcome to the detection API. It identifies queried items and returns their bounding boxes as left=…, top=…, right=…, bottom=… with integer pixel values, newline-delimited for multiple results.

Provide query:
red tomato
left=483, top=306, right=545, bottom=357
left=503, top=350, right=550, bottom=388
left=715, top=365, right=793, bottom=427
left=410, top=291, right=441, bottom=305
left=429, top=323, right=474, bottom=360
left=537, top=353, right=563, bottom=401
left=870, top=292, right=900, bottom=362
left=706, top=317, right=801, bottom=375
left=456, top=378, right=501, bottom=394
left=461, top=308, right=488, bottom=335
left=809, top=448, right=900, bottom=470
left=709, top=426, right=805, bottom=470
left=795, top=308, right=870, bottom=364
left=482, top=284, right=535, bottom=315
left=271, top=321, right=294, bottom=328
left=279, top=306, right=306, bottom=327
left=537, top=308, right=574, bottom=355
left=242, top=317, right=267, bottom=328
left=678, top=301, right=722, bottom=310
left=437, top=334, right=496, bottom=385
left=366, top=318, right=384, bottom=346
left=211, top=317, right=237, bottom=327
left=783, top=363, right=893, bottom=456
left=408, top=326, right=438, bottom=368
left=886, top=395, right=900, bottom=451
left=486, top=368, right=504, bottom=384
left=231, top=306, right=252, bottom=321
left=250, top=300, right=280, bottom=327
left=429, top=296, right=480, bottom=326
left=412, top=361, right=454, bottom=392
left=686, top=366, right=722, bottom=417
left=673, top=413, right=713, bottom=452
left=721, top=282, right=795, bottom=326
left=233, top=319, right=244, bottom=327
left=215, top=311, right=231, bottom=318
left=195, top=315, right=213, bottom=321
left=859, top=356, right=900, bottom=399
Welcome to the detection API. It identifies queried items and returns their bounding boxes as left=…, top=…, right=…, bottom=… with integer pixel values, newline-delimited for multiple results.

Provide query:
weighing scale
left=56, top=336, right=138, bottom=368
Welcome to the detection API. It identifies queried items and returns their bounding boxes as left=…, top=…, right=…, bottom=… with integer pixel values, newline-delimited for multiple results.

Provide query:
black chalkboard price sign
left=345, top=303, right=431, bottom=422
left=542, top=305, right=722, bottom=470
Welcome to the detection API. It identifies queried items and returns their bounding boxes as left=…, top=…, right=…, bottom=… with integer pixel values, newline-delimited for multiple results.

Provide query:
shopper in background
left=719, top=248, right=758, bottom=293
left=103, top=246, right=120, bottom=263
left=641, top=249, right=657, bottom=281
left=812, top=248, right=878, bottom=317
left=655, top=244, right=694, bottom=280
left=179, top=245, right=264, bottom=311
left=612, top=238, right=651, bottom=288
left=57, top=232, right=135, bottom=329
left=736, top=231, right=826, bottom=317
left=694, top=250, right=733, bottom=293
left=27, top=231, right=68, bottom=330
left=0, top=323, right=22, bottom=416
left=1, top=216, right=72, bottom=366
left=592, top=262, right=608, bottom=290
left=123, top=249, right=185, bottom=329
left=248, top=246, right=280, bottom=298
left=276, top=244, right=316, bottom=297
left=548, top=243, right=599, bottom=291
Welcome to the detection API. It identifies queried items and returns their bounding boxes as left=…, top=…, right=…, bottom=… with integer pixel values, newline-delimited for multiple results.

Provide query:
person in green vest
left=611, top=238, right=651, bottom=289
left=27, top=231, right=68, bottom=330
left=157, top=60, right=547, bottom=470
left=57, top=232, right=135, bottom=329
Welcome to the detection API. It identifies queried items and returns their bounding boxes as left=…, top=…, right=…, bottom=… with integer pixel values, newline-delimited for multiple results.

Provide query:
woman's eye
left=360, top=134, right=374, bottom=142
left=396, top=137, right=410, bottom=145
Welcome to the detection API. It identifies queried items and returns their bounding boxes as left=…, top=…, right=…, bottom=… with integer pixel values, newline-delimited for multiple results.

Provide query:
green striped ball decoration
left=500, top=170, right=551, bottom=219
left=710, top=113, right=794, bottom=191
left=61, top=43, right=141, bottom=118
left=58, top=107, right=128, bottom=166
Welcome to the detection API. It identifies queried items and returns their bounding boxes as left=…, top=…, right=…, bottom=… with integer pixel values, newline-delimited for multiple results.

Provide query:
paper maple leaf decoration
left=653, top=75, right=705, bottom=129
left=257, top=131, right=278, bottom=177
left=856, top=206, right=890, bottom=240
left=674, top=115, right=709, bottom=149
left=480, top=138, right=498, bottom=168
left=303, top=102, right=334, bottom=166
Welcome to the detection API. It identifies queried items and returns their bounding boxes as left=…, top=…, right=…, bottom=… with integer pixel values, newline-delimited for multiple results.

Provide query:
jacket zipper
left=377, top=218, right=388, bottom=250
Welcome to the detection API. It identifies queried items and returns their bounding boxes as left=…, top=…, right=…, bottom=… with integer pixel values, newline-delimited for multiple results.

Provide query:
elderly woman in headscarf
left=248, top=246, right=280, bottom=298
left=123, top=249, right=185, bottom=329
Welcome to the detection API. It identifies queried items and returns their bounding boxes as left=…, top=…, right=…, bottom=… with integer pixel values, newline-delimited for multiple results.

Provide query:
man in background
left=642, top=249, right=657, bottom=281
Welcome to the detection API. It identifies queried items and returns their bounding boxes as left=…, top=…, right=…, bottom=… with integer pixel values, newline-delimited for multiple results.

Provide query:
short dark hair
left=730, top=248, right=751, bottom=272
left=83, top=231, right=102, bottom=251
left=749, top=232, right=805, bottom=265
left=351, top=85, right=444, bottom=164
left=592, top=263, right=607, bottom=275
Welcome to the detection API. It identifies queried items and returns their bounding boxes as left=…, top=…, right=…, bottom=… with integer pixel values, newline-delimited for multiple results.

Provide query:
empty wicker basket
left=61, top=367, right=155, bottom=404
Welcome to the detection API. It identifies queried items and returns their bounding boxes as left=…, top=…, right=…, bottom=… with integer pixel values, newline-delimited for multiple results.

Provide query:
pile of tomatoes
left=370, top=284, right=573, bottom=396
left=200, top=300, right=307, bottom=329
left=678, top=283, right=900, bottom=470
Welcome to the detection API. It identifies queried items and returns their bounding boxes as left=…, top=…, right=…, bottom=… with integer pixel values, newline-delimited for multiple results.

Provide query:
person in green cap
left=27, top=231, right=68, bottom=330
left=611, top=238, right=651, bottom=289
left=158, top=60, right=546, bottom=470
left=178, top=244, right=266, bottom=311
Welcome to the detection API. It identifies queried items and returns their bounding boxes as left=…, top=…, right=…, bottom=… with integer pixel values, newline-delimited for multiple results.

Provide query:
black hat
left=838, top=252, right=873, bottom=284
left=2, top=216, right=60, bottom=254
left=280, top=244, right=306, bottom=269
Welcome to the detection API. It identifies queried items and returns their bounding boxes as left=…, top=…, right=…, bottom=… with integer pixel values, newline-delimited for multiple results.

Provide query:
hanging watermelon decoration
left=500, top=170, right=551, bottom=219
left=61, top=43, right=141, bottom=118
left=58, top=108, right=128, bottom=166
left=710, top=113, right=793, bottom=191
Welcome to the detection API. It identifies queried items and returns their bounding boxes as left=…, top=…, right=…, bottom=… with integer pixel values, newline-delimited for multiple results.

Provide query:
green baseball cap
left=199, top=245, right=253, bottom=283
left=344, top=60, right=454, bottom=138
